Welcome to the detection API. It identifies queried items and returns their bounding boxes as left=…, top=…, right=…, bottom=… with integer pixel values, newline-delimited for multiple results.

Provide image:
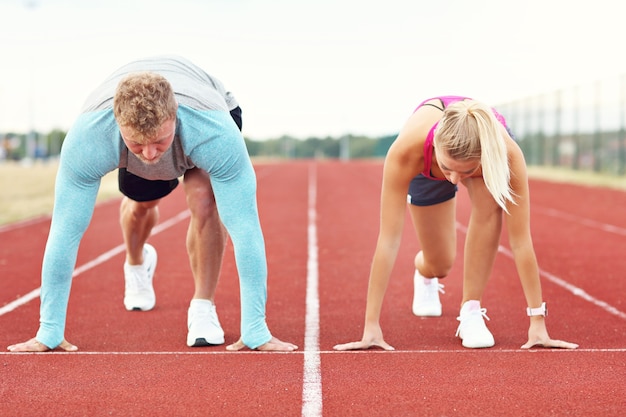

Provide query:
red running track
left=1, top=160, right=625, bottom=416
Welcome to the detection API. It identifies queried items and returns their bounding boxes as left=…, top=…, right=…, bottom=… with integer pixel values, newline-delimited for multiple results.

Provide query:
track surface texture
left=1, top=160, right=625, bottom=416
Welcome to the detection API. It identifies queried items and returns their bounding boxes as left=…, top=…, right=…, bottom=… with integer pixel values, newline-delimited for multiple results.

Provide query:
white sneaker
left=187, top=299, right=225, bottom=347
left=412, top=271, right=445, bottom=317
left=123, top=244, right=157, bottom=311
left=455, top=300, right=495, bottom=348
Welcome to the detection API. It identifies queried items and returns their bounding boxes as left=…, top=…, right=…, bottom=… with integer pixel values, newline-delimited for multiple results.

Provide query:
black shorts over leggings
left=118, top=106, right=243, bottom=202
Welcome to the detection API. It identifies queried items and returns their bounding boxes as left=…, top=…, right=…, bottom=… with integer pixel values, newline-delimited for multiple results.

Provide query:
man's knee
left=184, top=170, right=219, bottom=217
left=121, top=196, right=160, bottom=215
left=186, top=184, right=220, bottom=220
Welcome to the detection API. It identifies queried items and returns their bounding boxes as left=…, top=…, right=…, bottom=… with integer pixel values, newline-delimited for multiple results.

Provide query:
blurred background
left=1, top=0, right=625, bottom=175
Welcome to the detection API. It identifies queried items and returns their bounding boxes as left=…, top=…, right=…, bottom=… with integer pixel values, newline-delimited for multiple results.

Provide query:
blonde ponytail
left=434, top=100, right=515, bottom=212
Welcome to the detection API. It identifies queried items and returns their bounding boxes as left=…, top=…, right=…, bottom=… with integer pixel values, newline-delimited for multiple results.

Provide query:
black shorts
left=118, top=169, right=179, bottom=202
left=118, top=106, right=243, bottom=202
left=407, top=174, right=457, bottom=206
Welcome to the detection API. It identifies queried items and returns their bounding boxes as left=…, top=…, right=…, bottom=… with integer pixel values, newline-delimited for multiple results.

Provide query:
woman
left=334, top=96, right=578, bottom=350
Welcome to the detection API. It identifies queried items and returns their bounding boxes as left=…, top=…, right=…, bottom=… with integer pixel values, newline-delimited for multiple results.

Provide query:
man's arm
left=183, top=106, right=272, bottom=349
left=37, top=112, right=120, bottom=349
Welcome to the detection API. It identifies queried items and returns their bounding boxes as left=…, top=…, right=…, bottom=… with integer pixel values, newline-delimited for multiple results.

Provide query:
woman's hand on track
left=521, top=320, right=579, bottom=349
left=333, top=324, right=395, bottom=351
left=333, top=339, right=395, bottom=351
left=7, top=337, right=78, bottom=352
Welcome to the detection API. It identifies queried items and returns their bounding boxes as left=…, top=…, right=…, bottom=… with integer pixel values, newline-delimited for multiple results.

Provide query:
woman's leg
left=408, top=198, right=457, bottom=316
left=408, top=197, right=457, bottom=278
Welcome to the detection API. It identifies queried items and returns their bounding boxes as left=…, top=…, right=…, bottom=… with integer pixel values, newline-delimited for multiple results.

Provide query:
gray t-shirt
left=81, top=55, right=240, bottom=180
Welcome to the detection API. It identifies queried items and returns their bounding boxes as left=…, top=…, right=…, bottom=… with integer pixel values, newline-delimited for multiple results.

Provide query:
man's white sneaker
left=455, top=300, right=495, bottom=348
left=123, top=244, right=157, bottom=311
left=412, top=271, right=445, bottom=317
left=187, top=299, right=225, bottom=347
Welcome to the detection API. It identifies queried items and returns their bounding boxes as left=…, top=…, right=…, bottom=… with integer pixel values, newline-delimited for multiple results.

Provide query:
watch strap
left=527, top=302, right=547, bottom=317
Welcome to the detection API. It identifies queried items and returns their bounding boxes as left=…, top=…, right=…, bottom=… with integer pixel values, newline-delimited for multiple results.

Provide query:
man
left=7, top=55, right=297, bottom=352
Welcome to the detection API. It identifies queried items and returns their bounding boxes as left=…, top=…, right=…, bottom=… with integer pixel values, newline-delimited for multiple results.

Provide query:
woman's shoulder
left=399, top=104, right=443, bottom=147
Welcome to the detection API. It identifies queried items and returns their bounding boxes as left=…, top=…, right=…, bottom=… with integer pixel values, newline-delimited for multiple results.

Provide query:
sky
left=0, top=0, right=624, bottom=140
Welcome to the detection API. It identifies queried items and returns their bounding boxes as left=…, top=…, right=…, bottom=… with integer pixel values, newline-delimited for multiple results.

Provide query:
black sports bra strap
left=421, top=99, right=444, bottom=111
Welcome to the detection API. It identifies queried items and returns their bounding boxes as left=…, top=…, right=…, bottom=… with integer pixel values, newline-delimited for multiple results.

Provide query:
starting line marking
left=1, top=348, right=624, bottom=356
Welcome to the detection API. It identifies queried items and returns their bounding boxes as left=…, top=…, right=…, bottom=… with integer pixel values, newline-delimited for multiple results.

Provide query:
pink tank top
left=415, top=96, right=508, bottom=180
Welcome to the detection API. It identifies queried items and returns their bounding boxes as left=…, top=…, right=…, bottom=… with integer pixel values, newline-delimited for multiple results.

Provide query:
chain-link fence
left=498, top=74, right=626, bottom=176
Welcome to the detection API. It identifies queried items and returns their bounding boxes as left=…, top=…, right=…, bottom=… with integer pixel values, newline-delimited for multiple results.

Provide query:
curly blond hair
left=113, top=72, right=178, bottom=142
left=434, top=100, right=515, bottom=212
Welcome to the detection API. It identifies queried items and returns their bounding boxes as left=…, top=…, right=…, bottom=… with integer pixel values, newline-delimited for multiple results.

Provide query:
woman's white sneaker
left=412, top=272, right=445, bottom=317
left=455, top=300, right=495, bottom=348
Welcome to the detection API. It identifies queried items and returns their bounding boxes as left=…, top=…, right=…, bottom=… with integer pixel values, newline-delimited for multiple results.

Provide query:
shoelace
left=455, top=308, right=490, bottom=337
left=189, top=305, right=219, bottom=328
left=431, top=282, right=445, bottom=295
left=125, top=265, right=151, bottom=292
left=125, top=247, right=153, bottom=293
left=421, top=281, right=445, bottom=298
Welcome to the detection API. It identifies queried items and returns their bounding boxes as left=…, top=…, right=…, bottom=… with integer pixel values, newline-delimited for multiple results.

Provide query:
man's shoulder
left=176, top=105, right=238, bottom=134
left=71, top=109, right=117, bottom=132
left=63, top=110, right=121, bottom=167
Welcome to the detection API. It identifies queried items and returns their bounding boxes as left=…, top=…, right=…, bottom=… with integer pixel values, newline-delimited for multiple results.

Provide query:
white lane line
left=302, top=163, right=322, bottom=417
left=0, top=210, right=190, bottom=317
left=456, top=221, right=626, bottom=321
left=535, top=206, right=626, bottom=237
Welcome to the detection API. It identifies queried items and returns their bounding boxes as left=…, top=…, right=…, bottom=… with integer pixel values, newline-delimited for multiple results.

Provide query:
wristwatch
left=527, top=302, right=547, bottom=317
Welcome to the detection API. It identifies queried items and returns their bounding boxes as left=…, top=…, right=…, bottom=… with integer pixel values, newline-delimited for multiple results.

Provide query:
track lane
left=2, top=161, right=625, bottom=416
